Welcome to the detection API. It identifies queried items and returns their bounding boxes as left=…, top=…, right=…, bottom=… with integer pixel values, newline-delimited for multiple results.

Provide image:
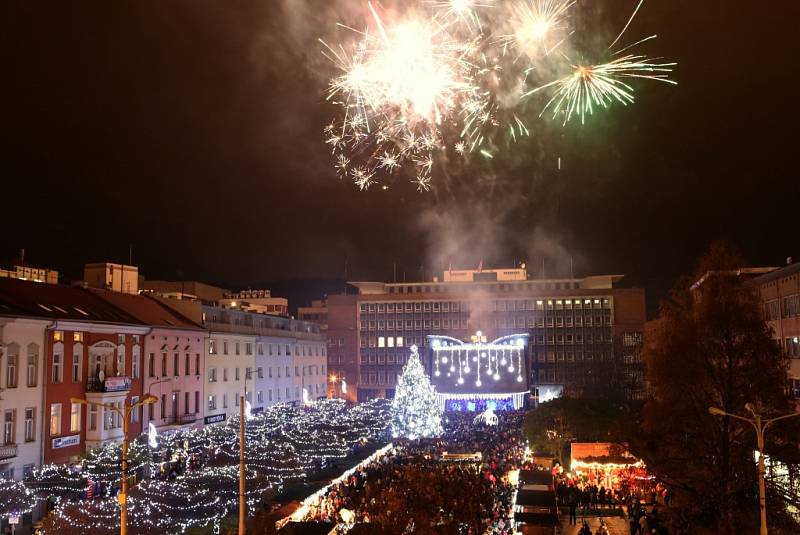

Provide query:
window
left=118, top=334, right=125, bottom=344
left=269, top=367, right=273, bottom=378
left=783, top=295, right=800, bottom=318
left=235, top=342, right=240, bottom=355
left=161, top=353, right=168, bottom=377
left=53, top=331, right=64, bottom=342
left=3, top=410, right=15, bottom=445
left=24, top=408, right=35, bottom=442
left=131, top=396, right=139, bottom=423
left=223, top=341, right=228, bottom=355
left=269, top=389, right=273, bottom=402
left=148, top=401, right=154, bottom=422
left=286, top=366, right=291, bottom=377
left=257, top=390, right=264, bottom=403
left=184, top=354, right=190, bottom=376
left=257, top=367, right=264, bottom=379
left=173, top=353, right=179, bottom=376
left=90, top=404, right=98, bottom=430
left=195, top=391, right=200, bottom=413
left=245, top=343, right=252, bottom=355
left=208, top=367, right=217, bottom=382
left=195, top=354, right=200, bottom=375
left=223, top=368, right=229, bottom=382
left=52, top=353, right=62, bottom=383
left=209, top=339, right=216, bottom=354
left=208, top=395, right=217, bottom=410
left=72, top=353, right=81, bottom=382
left=148, top=353, right=155, bottom=377
left=235, top=367, right=240, bottom=381
left=258, top=343, right=264, bottom=356
left=161, top=394, right=166, bottom=419
left=5, top=347, right=17, bottom=388
left=396, top=336, right=404, bottom=348
left=73, top=332, right=83, bottom=343
left=50, top=403, right=62, bottom=436
left=26, top=344, right=38, bottom=387
left=132, top=353, right=139, bottom=379
left=184, top=392, right=190, bottom=415
left=223, top=393, right=228, bottom=409
left=286, top=387, right=291, bottom=399
left=786, top=337, right=800, bottom=357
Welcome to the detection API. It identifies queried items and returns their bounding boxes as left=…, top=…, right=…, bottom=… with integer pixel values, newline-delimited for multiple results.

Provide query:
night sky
left=4, top=1, right=799, bottom=313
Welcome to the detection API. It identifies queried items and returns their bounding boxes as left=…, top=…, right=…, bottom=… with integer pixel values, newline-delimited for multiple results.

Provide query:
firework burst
left=525, top=55, right=676, bottom=124
left=321, top=0, right=675, bottom=191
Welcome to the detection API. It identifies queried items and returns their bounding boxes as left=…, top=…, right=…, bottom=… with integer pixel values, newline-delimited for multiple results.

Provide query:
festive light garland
left=30, top=399, right=392, bottom=534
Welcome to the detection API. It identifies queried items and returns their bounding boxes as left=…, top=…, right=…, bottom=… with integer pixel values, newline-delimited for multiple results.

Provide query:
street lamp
left=329, top=374, right=338, bottom=398
left=708, top=404, right=800, bottom=535
left=71, top=394, right=157, bottom=535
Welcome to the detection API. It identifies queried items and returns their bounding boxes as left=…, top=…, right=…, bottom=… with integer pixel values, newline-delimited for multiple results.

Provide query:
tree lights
left=391, top=345, right=443, bottom=440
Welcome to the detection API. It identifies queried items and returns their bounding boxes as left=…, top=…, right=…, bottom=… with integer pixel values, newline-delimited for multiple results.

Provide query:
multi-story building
left=0, top=278, right=150, bottom=463
left=0, top=264, right=58, bottom=284
left=298, top=299, right=328, bottom=331
left=220, top=290, right=289, bottom=317
left=84, top=262, right=139, bottom=294
left=751, top=260, right=800, bottom=400
left=153, top=297, right=327, bottom=423
left=141, top=280, right=229, bottom=303
left=87, top=289, right=208, bottom=432
left=0, top=314, right=50, bottom=480
left=326, top=267, right=646, bottom=403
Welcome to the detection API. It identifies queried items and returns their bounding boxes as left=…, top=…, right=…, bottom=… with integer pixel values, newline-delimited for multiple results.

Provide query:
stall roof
left=278, top=522, right=334, bottom=535
left=519, top=469, right=554, bottom=485
left=517, top=489, right=557, bottom=507
left=514, top=512, right=559, bottom=526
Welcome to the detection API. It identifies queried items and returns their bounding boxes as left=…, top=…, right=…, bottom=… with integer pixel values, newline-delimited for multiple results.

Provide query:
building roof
left=749, top=261, right=800, bottom=286
left=86, top=288, right=204, bottom=331
left=0, top=277, right=143, bottom=325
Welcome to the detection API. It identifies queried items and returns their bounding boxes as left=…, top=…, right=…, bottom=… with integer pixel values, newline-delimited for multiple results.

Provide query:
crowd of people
left=302, top=410, right=528, bottom=534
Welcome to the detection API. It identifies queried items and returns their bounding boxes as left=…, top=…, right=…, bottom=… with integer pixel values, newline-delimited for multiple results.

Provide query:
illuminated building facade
left=751, top=260, right=800, bottom=400
left=325, top=267, right=646, bottom=403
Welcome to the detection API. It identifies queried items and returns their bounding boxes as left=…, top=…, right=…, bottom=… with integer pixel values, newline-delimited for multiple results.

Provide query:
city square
left=3, top=0, right=799, bottom=534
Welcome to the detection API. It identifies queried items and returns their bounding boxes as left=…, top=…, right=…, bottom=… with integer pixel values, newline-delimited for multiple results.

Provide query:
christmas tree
left=391, top=345, right=443, bottom=439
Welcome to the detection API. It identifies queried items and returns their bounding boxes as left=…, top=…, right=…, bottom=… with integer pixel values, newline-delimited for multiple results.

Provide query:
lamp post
left=329, top=374, right=338, bottom=398
left=71, top=394, right=157, bottom=535
left=708, top=403, right=800, bottom=535
left=239, top=366, right=252, bottom=535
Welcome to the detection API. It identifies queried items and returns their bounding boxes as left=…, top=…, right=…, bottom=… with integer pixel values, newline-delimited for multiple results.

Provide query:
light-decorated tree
left=391, top=345, right=443, bottom=439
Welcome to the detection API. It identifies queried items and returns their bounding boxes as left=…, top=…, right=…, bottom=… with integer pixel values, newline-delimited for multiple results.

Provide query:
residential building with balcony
left=0, top=315, right=50, bottom=480
left=325, top=267, right=646, bottom=403
left=87, top=289, right=208, bottom=433
left=0, top=278, right=149, bottom=464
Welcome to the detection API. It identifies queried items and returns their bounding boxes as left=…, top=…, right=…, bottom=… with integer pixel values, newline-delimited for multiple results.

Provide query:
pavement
left=559, top=515, right=630, bottom=534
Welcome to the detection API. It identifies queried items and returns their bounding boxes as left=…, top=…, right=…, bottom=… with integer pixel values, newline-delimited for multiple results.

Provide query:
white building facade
left=0, top=316, right=49, bottom=480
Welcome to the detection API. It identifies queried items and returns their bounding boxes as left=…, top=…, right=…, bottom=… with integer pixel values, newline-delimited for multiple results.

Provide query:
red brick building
left=326, top=268, right=646, bottom=404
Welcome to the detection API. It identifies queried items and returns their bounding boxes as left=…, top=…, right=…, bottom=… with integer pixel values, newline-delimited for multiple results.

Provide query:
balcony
left=180, top=413, right=198, bottom=425
left=0, top=444, right=18, bottom=460
left=87, top=375, right=131, bottom=393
